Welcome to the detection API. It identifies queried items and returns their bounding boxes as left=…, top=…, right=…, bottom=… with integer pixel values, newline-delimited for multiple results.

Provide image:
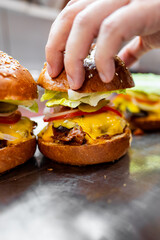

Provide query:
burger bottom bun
left=130, top=117, right=160, bottom=131
left=38, top=127, right=131, bottom=166
left=0, top=137, right=36, bottom=173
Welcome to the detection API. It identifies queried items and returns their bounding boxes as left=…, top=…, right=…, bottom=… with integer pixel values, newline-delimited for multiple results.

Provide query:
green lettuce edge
left=41, top=89, right=126, bottom=108
left=0, top=99, right=39, bottom=113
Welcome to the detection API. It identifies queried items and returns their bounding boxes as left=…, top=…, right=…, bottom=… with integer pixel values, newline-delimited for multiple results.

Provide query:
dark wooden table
left=0, top=119, right=160, bottom=240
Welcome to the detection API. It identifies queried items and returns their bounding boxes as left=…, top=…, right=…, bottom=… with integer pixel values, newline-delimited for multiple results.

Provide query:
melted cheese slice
left=0, top=117, right=34, bottom=145
left=40, top=112, right=126, bottom=144
left=113, top=96, right=140, bottom=113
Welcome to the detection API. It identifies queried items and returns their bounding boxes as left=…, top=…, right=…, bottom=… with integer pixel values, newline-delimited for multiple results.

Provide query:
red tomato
left=115, top=94, right=159, bottom=105
left=44, top=106, right=122, bottom=122
left=0, top=111, right=21, bottom=124
left=134, top=97, right=158, bottom=105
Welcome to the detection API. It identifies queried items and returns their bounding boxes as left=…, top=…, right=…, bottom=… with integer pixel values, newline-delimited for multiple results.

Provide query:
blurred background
left=0, top=0, right=160, bottom=77
left=0, top=0, right=70, bottom=79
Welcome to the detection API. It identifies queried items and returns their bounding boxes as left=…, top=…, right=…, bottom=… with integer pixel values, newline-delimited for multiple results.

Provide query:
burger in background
left=0, top=51, right=38, bottom=173
left=113, top=73, right=160, bottom=133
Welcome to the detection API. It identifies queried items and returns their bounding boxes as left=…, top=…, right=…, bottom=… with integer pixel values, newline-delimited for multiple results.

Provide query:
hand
left=46, top=0, right=160, bottom=90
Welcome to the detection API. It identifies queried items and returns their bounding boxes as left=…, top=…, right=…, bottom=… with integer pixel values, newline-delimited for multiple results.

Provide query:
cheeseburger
left=38, top=47, right=134, bottom=165
left=113, top=73, right=160, bottom=131
left=0, top=51, right=38, bottom=173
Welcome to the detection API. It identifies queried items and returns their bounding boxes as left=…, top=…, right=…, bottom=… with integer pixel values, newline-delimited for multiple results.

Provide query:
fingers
left=65, top=0, right=130, bottom=90
left=96, top=0, right=160, bottom=82
left=119, top=29, right=160, bottom=67
left=118, top=37, right=148, bottom=67
left=46, top=0, right=96, bottom=78
left=46, top=0, right=160, bottom=90
left=95, top=1, right=157, bottom=83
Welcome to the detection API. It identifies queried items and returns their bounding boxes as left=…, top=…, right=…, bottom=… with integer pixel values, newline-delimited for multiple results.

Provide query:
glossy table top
left=0, top=118, right=160, bottom=240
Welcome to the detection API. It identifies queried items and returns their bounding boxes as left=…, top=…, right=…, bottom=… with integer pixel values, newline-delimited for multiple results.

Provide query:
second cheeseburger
left=38, top=48, right=134, bottom=165
left=0, top=51, right=38, bottom=173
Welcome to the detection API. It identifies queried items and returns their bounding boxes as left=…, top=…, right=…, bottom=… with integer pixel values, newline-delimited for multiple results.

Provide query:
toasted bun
left=38, top=55, right=134, bottom=93
left=38, top=127, right=131, bottom=166
left=130, top=116, right=160, bottom=131
left=0, top=51, right=38, bottom=100
left=0, top=137, right=36, bottom=173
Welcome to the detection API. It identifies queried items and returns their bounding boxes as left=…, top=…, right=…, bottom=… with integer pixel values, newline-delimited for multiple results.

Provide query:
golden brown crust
left=0, top=51, right=38, bottom=100
left=0, top=137, right=36, bottom=173
left=38, top=56, right=134, bottom=93
left=131, top=117, right=160, bottom=131
left=38, top=127, right=131, bottom=166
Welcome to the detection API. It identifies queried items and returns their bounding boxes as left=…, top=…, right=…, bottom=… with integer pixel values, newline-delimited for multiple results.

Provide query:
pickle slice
left=0, top=102, right=18, bottom=113
left=78, top=100, right=109, bottom=112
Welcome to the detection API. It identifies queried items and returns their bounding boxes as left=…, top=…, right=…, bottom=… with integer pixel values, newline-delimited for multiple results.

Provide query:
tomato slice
left=115, top=94, right=132, bottom=101
left=115, top=94, right=159, bottom=105
left=0, top=111, right=21, bottom=124
left=44, top=106, right=122, bottom=122
left=134, top=97, right=158, bottom=105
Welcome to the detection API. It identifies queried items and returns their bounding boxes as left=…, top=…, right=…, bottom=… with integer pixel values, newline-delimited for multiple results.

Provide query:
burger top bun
left=38, top=48, right=134, bottom=93
left=0, top=51, right=38, bottom=100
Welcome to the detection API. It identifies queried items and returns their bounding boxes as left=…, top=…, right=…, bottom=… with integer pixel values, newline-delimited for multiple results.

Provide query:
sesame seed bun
left=0, top=51, right=38, bottom=101
left=38, top=127, right=131, bottom=166
left=0, top=51, right=38, bottom=173
left=38, top=56, right=134, bottom=93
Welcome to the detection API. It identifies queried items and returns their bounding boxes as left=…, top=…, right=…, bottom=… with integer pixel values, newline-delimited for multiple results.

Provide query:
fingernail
left=67, top=75, right=75, bottom=89
left=99, top=60, right=115, bottom=83
left=99, top=72, right=108, bottom=83
left=47, top=63, right=53, bottom=77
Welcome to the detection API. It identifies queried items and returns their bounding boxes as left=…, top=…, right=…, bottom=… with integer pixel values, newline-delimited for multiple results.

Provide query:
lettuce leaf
left=128, top=73, right=160, bottom=96
left=40, top=90, right=67, bottom=101
left=41, top=89, right=126, bottom=108
left=46, top=98, right=80, bottom=108
left=0, top=99, right=38, bottom=113
left=25, top=101, right=38, bottom=113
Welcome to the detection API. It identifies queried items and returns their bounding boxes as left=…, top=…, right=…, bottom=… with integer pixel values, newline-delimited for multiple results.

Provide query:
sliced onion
left=0, top=111, right=16, bottom=117
left=43, top=106, right=62, bottom=115
left=0, top=133, right=16, bottom=141
left=44, top=109, right=79, bottom=121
